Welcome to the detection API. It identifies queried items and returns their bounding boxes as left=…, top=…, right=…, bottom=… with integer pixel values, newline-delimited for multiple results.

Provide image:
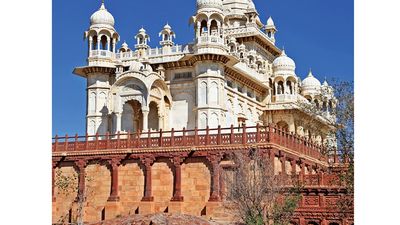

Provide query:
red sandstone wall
left=84, top=164, right=111, bottom=222
left=52, top=160, right=352, bottom=225
left=53, top=165, right=78, bottom=223
left=152, top=160, right=173, bottom=212
left=181, top=158, right=211, bottom=216
left=118, top=160, right=144, bottom=215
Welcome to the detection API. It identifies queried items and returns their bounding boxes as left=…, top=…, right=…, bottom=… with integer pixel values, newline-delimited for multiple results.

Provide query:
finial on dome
left=100, top=0, right=106, bottom=10
left=308, top=68, right=314, bottom=77
left=281, top=48, right=286, bottom=56
left=323, top=77, right=329, bottom=86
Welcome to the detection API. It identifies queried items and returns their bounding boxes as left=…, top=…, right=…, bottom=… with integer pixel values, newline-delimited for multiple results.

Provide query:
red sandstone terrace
left=52, top=124, right=352, bottom=225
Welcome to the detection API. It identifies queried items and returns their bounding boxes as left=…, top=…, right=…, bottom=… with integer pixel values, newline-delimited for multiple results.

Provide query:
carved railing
left=89, top=50, right=115, bottom=58
left=196, top=35, right=224, bottom=45
left=52, top=124, right=328, bottom=161
left=282, top=174, right=344, bottom=187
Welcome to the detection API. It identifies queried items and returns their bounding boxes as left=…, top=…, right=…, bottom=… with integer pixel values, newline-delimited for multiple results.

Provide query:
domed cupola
left=196, top=0, right=223, bottom=12
left=301, top=70, right=322, bottom=96
left=272, top=49, right=296, bottom=76
left=90, top=2, right=115, bottom=28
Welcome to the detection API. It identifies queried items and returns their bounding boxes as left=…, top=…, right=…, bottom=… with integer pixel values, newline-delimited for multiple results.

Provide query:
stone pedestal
left=105, top=201, right=122, bottom=220
left=205, top=201, right=220, bottom=219
left=169, top=201, right=183, bottom=214
left=139, top=201, right=155, bottom=214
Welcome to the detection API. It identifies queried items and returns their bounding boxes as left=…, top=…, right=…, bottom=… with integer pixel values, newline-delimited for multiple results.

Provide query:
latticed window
left=174, top=72, right=192, bottom=80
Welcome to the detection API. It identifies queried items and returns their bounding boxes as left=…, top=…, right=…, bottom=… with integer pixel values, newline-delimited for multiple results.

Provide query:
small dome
left=197, top=0, right=223, bottom=11
left=90, top=3, right=115, bottom=27
left=248, top=0, right=256, bottom=9
left=322, top=80, right=329, bottom=86
left=272, top=49, right=296, bottom=73
left=163, top=23, right=171, bottom=30
left=139, top=27, right=146, bottom=33
left=129, top=61, right=145, bottom=72
left=267, top=16, right=275, bottom=26
left=302, top=70, right=322, bottom=88
left=121, top=41, right=128, bottom=49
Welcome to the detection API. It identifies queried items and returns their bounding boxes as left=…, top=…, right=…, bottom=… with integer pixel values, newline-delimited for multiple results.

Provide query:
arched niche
left=276, top=120, right=289, bottom=131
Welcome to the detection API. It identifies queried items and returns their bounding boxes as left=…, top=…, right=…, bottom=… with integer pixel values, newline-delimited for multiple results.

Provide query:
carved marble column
left=75, top=159, right=87, bottom=202
left=141, top=157, right=154, bottom=201
left=108, top=158, right=121, bottom=202
left=115, top=113, right=122, bottom=133
left=208, top=154, right=223, bottom=201
left=107, top=37, right=110, bottom=51
left=171, top=156, right=184, bottom=201
left=97, top=37, right=101, bottom=50
left=88, top=36, right=93, bottom=55
left=142, top=110, right=149, bottom=132
left=112, top=38, right=116, bottom=53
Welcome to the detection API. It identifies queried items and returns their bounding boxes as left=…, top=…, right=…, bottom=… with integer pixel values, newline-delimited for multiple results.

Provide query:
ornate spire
left=308, top=68, right=314, bottom=77
left=100, top=0, right=106, bottom=10
left=281, top=48, right=286, bottom=56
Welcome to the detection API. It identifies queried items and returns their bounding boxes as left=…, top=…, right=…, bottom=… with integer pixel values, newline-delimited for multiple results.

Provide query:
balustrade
left=90, top=50, right=114, bottom=58
left=52, top=124, right=327, bottom=161
left=197, top=35, right=224, bottom=45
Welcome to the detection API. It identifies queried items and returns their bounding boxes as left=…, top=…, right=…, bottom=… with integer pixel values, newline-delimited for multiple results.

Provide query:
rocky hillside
left=90, top=213, right=232, bottom=225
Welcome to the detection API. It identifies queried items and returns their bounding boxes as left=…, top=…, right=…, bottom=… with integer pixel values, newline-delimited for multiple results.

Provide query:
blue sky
left=53, top=0, right=354, bottom=136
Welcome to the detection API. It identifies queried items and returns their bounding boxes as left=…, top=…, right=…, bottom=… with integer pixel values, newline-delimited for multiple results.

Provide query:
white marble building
left=74, top=0, right=337, bottom=144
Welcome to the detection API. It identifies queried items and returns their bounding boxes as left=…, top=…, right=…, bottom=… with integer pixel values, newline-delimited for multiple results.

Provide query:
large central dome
left=197, top=0, right=223, bottom=11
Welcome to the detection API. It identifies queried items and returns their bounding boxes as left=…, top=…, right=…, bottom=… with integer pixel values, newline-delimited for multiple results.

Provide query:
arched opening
left=210, top=20, right=218, bottom=36
left=240, top=52, right=244, bottom=59
left=121, top=100, right=143, bottom=133
left=148, top=101, right=159, bottom=131
left=256, top=61, right=262, bottom=70
left=100, top=35, right=108, bottom=50
left=92, top=35, right=98, bottom=50
left=248, top=56, right=254, bottom=64
left=305, top=95, right=312, bottom=102
left=138, top=36, right=144, bottom=44
left=200, top=20, right=208, bottom=35
left=314, top=99, right=320, bottom=108
left=163, top=33, right=169, bottom=41
left=277, top=121, right=289, bottom=131
left=287, top=80, right=293, bottom=94
left=328, top=223, right=340, bottom=225
left=277, top=81, right=284, bottom=95
left=110, top=39, right=114, bottom=52
left=328, top=100, right=333, bottom=112
left=322, top=101, right=328, bottom=111
left=230, top=45, right=235, bottom=52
